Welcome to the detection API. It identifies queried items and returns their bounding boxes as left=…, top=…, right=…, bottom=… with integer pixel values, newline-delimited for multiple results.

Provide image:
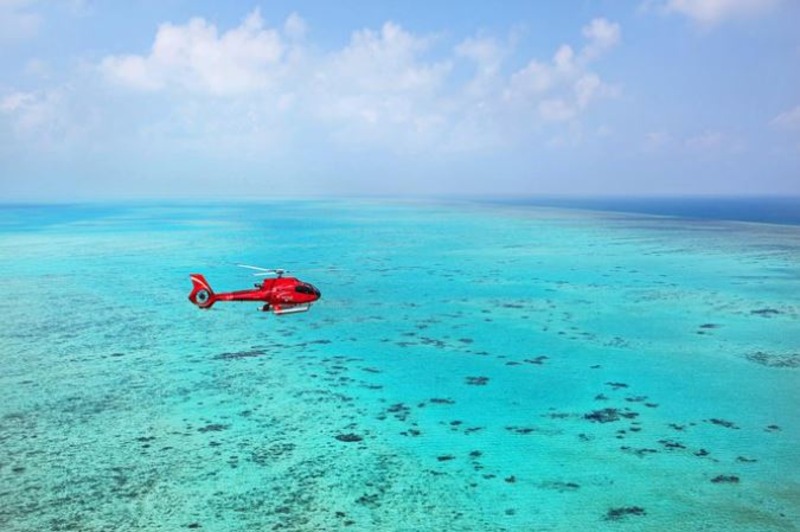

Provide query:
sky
left=1, top=0, right=799, bottom=200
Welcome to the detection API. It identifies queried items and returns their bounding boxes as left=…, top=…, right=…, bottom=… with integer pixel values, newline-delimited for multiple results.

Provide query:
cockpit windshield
left=295, top=283, right=321, bottom=297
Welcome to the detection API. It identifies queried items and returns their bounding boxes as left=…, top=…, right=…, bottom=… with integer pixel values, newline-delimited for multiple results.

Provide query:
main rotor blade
left=237, top=263, right=273, bottom=272
left=251, top=268, right=289, bottom=277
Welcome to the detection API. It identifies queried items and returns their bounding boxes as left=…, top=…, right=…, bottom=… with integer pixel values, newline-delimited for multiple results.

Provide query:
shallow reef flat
left=0, top=201, right=798, bottom=530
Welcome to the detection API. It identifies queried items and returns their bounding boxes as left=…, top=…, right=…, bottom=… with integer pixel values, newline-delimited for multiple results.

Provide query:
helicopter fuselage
left=188, top=274, right=321, bottom=314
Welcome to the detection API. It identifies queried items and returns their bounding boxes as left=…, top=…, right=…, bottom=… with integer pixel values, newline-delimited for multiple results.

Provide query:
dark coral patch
left=751, top=308, right=782, bottom=317
left=429, top=398, right=455, bottom=405
left=711, top=475, right=740, bottom=484
left=355, top=493, right=380, bottom=508
left=604, top=507, right=646, bottom=521
left=198, top=424, right=229, bottom=433
left=524, top=355, right=549, bottom=365
left=386, top=403, right=411, bottom=421
left=708, top=418, right=739, bottom=429
left=506, top=426, right=536, bottom=435
left=746, top=352, right=800, bottom=368
left=620, top=446, right=658, bottom=458
left=658, top=439, right=686, bottom=450
left=214, top=350, right=266, bottom=360
left=539, top=481, right=581, bottom=492
left=466, top=376, right=490, bottom=386
left=625, top=395, right=648, bottom=403
left=584, top=408, right=638, bottom=423
left=335, top=433, right=363, bottom=443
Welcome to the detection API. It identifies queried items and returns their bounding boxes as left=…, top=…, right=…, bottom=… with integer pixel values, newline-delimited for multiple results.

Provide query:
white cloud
left=507, top=59, right=556, bottom=96
left=24, top=58, right=51, bottom=78
left=1, top=89, right=66, bottom=140
left=1, top=90, right=53, bottom=130
left=92, top=12, right=623, bottom=154
left=454, top=35, right=508, bottom=107
left=553, top=45, right=576, bottom=72
left=456, top=35, right=505, bottom=74
left=283, top=12, right=307, bottom=41
left=0, top=91, right=35, bottom=113
left=307, top=22, right=453, bottom=149
left=685, top=130, right=744, bottom=152
left=65, top=0, right=92, bottom=17
left=641, top=129, right=749, bottom=155
left=504, top=22, right=620, bottom=124
left=1, top=84, right=105, bottom=152
left=0, top=0, right=41, bottom=42
left=643, top=130, right=673, bottom=151
left=686, top=130, right=723, bottom=150
left=539, top=98, right=577, bottom=122
left=323, top=22, right=448, bottom=95
left=581, top=18, right=621, bottom=60
left=575, top=74, right=603, bottom=108
left=653, top=0, right=781, bottom=25
left=101, top=9, right=291, bottom=95
left=771, top=105, right=800, bottom=130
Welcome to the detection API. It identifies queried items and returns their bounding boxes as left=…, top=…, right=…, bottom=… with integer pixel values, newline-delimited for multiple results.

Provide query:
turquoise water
left=0, top=200, right=798, bottom=531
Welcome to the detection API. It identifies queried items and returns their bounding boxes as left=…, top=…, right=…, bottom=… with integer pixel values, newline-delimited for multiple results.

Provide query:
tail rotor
left=188, top=274, right=216, bottom=309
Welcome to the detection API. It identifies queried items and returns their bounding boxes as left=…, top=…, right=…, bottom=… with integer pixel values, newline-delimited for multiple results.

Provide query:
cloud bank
left=101, top=9, right=288, bottom=94
left=648, top=0, right=781, bottom=26
left=94, top=10, right=621, bottom=154
left=3, top=4, right=795, bottom=199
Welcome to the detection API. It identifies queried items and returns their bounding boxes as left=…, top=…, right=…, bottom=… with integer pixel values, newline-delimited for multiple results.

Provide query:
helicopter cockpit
left=295, top=283, right=321, bottom=297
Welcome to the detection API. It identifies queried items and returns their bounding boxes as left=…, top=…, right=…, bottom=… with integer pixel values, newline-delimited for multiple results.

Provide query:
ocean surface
left=0, top=200, right=798, bottom=531
left=478, top=196, right=800, bottom=226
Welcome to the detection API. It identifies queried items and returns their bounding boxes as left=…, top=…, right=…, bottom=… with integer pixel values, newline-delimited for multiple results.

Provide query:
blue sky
left=1, top=0, right=798, bottom=200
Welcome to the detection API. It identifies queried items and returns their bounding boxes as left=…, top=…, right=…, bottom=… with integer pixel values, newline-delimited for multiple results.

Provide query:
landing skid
left=261, top=303, right=311, bottom=315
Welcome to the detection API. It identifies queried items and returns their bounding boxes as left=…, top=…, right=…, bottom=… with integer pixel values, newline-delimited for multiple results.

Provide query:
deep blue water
left=477, top=197, right=800, bottom=226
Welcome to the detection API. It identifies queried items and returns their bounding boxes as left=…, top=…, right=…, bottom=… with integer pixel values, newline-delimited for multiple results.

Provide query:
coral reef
left=604, top=506, right=646, bottom=521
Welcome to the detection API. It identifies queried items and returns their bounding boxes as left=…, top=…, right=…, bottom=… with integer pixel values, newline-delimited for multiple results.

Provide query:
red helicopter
left=188, top=265, right=321, bottom=315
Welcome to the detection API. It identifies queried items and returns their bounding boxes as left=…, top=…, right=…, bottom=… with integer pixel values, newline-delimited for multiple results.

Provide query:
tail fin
left=188, top=274, right=216, bottom=309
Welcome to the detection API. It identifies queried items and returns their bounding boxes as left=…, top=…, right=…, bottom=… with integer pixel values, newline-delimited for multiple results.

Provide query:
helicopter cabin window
left=295, top=284, right=315, bottom=294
